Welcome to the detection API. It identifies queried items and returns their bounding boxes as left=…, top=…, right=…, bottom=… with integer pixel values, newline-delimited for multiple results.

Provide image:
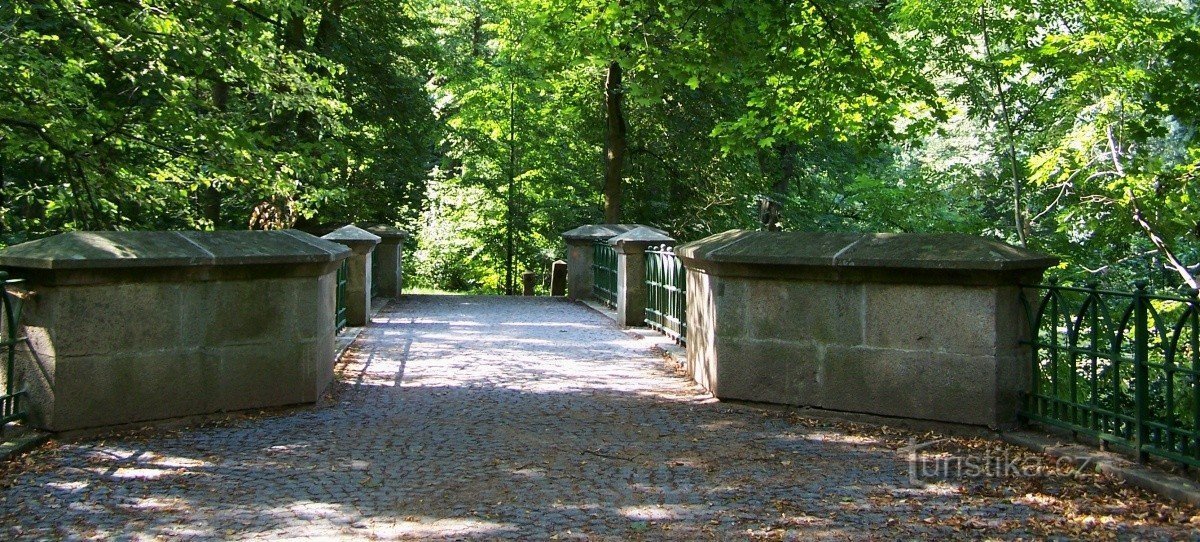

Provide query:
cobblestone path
left=1, top=295, right=1197, bottom=540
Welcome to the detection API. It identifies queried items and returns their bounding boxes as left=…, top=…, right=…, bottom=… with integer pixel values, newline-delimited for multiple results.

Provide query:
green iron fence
left=592, top=241, right=617, bottom=308
left=1, top=271, right=28, bottom=425
left=645, top=244, right=687, bottom=345
left=335, top=259, right=349, bottom=332
left=1021, top=281, right=1200, bottom=467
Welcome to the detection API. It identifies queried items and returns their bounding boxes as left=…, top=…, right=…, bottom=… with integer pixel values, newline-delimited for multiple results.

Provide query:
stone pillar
left=610, top=227, right=676, bottom=327
left=322, top=225, right=381, bottom=327
left=367, top=225, right=408, bottom=299
left=677, top=230, right=1058, bottom=429
left=550, top=260, right=568, bottom=297
left=561, top=224, right=659, bottom=301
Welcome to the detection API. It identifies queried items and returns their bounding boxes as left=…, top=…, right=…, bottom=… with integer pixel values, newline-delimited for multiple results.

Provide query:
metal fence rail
left=645, top=245, right=687, bottom=345
left=335, top=259, right=349, bottom=332
left=1, top=271, right=28, bottom=425
left=592, top=241, right=617, bottom=308
left=1021, top=282, right=1200, bottom=467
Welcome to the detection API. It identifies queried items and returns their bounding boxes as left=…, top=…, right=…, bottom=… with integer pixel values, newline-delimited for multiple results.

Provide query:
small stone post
left=550, top=260, right=568, bottom=296
left=322, top=225, right=381, bottom=326
left=521, top=271, right=536, bottom=296
left=367, top=225, right=408, bottom=299
left=609, top=227, right=676, bottom=327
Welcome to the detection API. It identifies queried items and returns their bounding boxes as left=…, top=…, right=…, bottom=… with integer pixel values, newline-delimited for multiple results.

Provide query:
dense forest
left=1, top=0, right=1197, bottom=293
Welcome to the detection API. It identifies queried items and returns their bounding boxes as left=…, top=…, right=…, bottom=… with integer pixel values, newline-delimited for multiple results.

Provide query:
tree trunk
left=1129, top=190, right=1198, bottom=289
left=200, top=77, right=230, bottom=227
left=603, top=61, right=626, bottom=223
left=758, top=143, right=796, bottom=231
left=313, top=1, right=343, bottom=55
left=980, top=2, right=1028, bottom=247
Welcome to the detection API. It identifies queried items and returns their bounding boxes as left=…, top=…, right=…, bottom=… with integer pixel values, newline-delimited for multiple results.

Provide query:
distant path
left=0, top=295, right=1194, bottom=540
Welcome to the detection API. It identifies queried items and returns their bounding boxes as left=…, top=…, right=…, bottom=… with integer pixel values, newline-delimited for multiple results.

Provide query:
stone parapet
left=366, top=225, right=408, bottom=300
left=608, top=227, right=676, bottom=327
left=322, top=225, right=381, bottom=326
left=0, top=230, right=349, bottom=432
left=677, top=230, right=1058, bottom=428
left=561, top=224, right=642, bottom=301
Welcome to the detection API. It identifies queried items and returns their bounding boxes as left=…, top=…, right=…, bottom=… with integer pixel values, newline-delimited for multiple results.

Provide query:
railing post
left=367, top=225, right=408, bottom=300
left=1133, top=280, right=1150, bottom=463
left=322, top=225, right=382, bottom=327
left=610, top=227, right=676, bottom=328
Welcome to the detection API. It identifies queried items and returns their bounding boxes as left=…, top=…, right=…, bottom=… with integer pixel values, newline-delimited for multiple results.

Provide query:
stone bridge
left=0, top=296, right=1195, bottom=540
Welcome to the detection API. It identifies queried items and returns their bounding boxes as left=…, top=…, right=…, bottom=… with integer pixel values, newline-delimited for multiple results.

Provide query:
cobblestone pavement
left=2, top=295, right=1198, bottom=540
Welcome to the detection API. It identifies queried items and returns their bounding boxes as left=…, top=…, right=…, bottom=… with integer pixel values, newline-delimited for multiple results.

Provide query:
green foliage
left=3, top=0, right=1196, bottom=291
left=1, top=0, right=436, bottom=237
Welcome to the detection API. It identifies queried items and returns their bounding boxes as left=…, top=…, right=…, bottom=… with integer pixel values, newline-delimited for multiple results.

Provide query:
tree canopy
left=2, top=0, right=1197, bottom=292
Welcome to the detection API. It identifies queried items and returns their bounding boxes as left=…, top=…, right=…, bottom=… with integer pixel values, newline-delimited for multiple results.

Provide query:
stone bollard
left=609, top=227, right=676, bottom=327
left=322, top=225, right=381, bottom=326
left=367, top=225, right=408, bottom=299
left=550, top=260, right=567, bottom=296
left=560, top=224, right=644, bottom=301
left=521, top=271, right=536, bottom=296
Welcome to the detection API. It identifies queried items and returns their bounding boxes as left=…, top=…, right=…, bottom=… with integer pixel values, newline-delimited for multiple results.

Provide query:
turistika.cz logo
left=901, top=439, right=1094, bottom=484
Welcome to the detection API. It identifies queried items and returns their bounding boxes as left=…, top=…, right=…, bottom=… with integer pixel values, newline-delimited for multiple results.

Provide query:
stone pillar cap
left=322, top=225, right=382, bottom=251
left=677, top=230, right=1058, bottom=272
left=562, top=224, right=646, bottom=242
left=365, top=225, right=409, bottom=241
left=608, top=226, right=675, bottom=247
left=0, top=230, right=350, bottom=270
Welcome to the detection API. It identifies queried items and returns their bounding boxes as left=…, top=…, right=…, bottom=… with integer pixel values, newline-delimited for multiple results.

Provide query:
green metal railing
left=335, top=259, right=349, bottom=332
left=592, top=241, right=617, bottom=308
left=645, top=244, right=687, bottom=345
left=1, top=272, right=28, bottom=425
left=1021, top=281, right=1200, bottom=467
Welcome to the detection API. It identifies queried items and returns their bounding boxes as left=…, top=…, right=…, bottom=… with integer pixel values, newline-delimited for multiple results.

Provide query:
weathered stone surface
left=678, top=230, right=862, bottom=268
left=561, top=224, right=644, bottom=241
left=365, top=224, right=409, bottom=241
left=322, top=226, right=378, bottom=325
left=608, top=226, right=674, bottom=249
left=0, top=230, right=349, bottom=270
left=562, top=224, right=666, bottom=301
left=863, top=283, right=998, bottom=356
left=611, top=228, right=676, bottom=327
left=744, top=279, right=861, bottom=345
left=682, top=229, right=1057, bottom=428
left=48, top=283, right=185, bottom=357
left=321, top=225, right=381, bottom=252
left=564, top=239, right=594, bottom=300
left=821, top=346, right=1000, bottom=426
left=678, top=230, right=1058, bottom=272
left=51, top=350, right=217, bottom=430
left=708, top=338, right=823, bottom=405
left=0, top=230, right=345, bottom=432
left=367, top=225, right=407, bottom=299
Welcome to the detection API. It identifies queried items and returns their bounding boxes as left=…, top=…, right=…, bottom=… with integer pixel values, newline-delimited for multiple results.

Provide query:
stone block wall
left=680, top=230, right=1057, bottom=428
left=0, top=230, right=348, bottom=432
